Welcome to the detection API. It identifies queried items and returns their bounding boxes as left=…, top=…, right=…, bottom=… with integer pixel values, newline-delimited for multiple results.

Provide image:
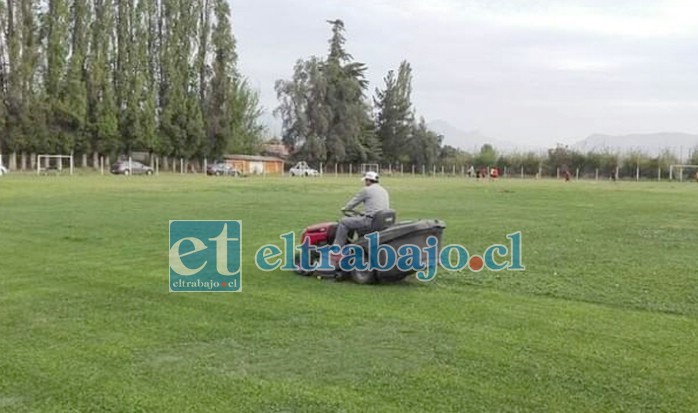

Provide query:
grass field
left=1, top=174, right=697, bottom=412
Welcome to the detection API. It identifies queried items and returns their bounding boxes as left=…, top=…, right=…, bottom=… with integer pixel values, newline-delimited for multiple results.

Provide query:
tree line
left=434, top=143, right=698, bottom=178
left=0, top=0, right=264, bottom=169
left=274, top=19, right=442, bottom=167
left=274, top=20, right=698, bottom=179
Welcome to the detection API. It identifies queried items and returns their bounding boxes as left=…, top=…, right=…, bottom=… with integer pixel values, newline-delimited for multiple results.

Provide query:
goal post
left=37, top=154, right=74, bottom=175
left=669, top=164, right=698, bottom=182
left=360, top=163, right=380, bottom=175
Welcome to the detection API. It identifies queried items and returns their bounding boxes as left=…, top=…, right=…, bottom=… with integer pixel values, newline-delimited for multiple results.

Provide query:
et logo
left=168, top=220, right=242, bottom=292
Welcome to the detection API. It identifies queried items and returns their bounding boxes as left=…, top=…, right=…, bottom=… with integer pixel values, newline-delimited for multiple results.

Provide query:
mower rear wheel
left=351, top=269, right=377, bottom=285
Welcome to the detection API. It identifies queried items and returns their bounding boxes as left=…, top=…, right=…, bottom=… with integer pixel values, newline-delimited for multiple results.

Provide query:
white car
left=0, top=165, right=8, bottom=176
left=289, top=161, right=319, bottom=176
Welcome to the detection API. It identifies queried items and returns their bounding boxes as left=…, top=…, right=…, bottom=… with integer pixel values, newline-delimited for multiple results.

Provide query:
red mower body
left=300, top=222, right=338, bottom=246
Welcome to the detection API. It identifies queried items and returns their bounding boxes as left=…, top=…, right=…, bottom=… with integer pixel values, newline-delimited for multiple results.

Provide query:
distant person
left=564, top=170, right=571, bottom=182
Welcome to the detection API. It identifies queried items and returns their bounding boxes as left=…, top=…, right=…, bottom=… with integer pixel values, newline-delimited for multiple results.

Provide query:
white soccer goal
left=0, top=152, right=6, bottom=176
left=360, top=163, right=380, bottom=175
left=37, top=154, right=74, bottom=175
left=669, top=164, right=698, bottom=182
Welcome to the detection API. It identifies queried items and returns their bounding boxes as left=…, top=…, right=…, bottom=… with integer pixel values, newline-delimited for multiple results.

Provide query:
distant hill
left=427, top=120, right=542, bottom=153
left=570, top=132, right=698, bottom=158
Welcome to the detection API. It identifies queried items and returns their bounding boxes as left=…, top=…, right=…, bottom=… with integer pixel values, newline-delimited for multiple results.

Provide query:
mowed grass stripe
left=1, top=174, right=697, bottom=411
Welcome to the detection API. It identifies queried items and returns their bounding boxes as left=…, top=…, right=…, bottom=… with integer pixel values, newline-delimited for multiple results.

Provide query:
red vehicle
left=293, top=209, right=446, bottom=284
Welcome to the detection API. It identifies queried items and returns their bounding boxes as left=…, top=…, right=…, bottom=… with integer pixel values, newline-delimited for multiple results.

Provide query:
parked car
left=206, top=162, right=241, bottom=176
left=0, top=165, right=8, bottom=176
left=110, top=160, right=154, bottom=175
left=289, top=161, right=319, bottom=176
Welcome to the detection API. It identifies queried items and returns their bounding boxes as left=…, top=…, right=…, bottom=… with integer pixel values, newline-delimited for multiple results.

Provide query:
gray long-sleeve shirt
left=343, top=183, right=390, bottom=217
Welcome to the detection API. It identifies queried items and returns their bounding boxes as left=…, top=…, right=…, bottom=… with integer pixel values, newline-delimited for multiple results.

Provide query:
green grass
left=1, top=174, right=697, bottom=412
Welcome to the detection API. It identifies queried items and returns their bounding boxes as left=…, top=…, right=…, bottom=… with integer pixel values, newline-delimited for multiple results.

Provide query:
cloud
left=231, top=0, right=698, bottom=146
left=368, top=0, right=698, bottom=39
left=490, top=6, right=697, bottom=39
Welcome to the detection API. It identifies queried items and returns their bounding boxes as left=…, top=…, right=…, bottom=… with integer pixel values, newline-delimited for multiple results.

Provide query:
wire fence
left=2, top=153, right=698, bottom=182
left=313, top=163, right=698, bottom=182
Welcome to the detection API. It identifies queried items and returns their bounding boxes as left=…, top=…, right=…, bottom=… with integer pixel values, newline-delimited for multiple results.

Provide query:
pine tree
left=86, top=0, right=119, bottom=161
left=275, top=20, right=372, bottom=164
left=409, top=117, right=442, bottom=168
left=56, top=0, right=89, bottom=154
left=205, top=0, right=262, bottom=158
left=205, top=0, right=235, bottom=159
left=323, top=19, right=370, bottom=163
left=374, top=60, right=414, bottom=163
left=3, top=0, right=42, bottom=165
left=0, top=0, right=264, bottom=166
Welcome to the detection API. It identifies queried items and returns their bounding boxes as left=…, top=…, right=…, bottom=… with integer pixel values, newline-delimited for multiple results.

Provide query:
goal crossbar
left=360, top=163, right=380, bottom=174
left=669, top=164, right=698, bottom=181
left=37, top=154, right=74, bottom=175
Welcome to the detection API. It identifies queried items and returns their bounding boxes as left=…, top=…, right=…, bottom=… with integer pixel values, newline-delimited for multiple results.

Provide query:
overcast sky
left=230, top=0, right=698, bottom=147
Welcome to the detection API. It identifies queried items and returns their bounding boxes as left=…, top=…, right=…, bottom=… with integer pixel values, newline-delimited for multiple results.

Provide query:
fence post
left=658, top=167, right=661, bottom=181
left=636, top=160, right=640, bottom=182
left=576, top=168, right=579, bottom=180
left=349, top=164, right=352, bottom=176
left=100, top=156, right=104, bottom=175
left=156, top=157, right=159, bottom=176
left=204, top=158, right=207, bottom=175
left=180, top=158, right=184, bottom=174
left=335, top=163, right=338, bottom=177
left=521, top=166, right=524, bottom=179
left=129, top=156, right=132, bottom=176
left=556, top=167, right=560, bottom=179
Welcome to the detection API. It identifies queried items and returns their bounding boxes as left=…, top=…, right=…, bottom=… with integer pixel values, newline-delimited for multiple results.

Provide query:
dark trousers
left=333, top=216, right=372, bottom=248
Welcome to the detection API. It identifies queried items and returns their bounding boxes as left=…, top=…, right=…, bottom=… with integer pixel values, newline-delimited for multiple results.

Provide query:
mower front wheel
left=293, top=254, right=313, bottom=276
left=351, top=269, right=377, bottom=285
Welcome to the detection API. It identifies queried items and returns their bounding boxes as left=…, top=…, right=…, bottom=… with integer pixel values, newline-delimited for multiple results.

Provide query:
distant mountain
left=570, top=132, right=698, bottom=158
left=427, top=120, right=542, bottom=153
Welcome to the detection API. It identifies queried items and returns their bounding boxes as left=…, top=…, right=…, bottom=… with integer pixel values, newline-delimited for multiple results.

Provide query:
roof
left=223, top=154, right=285, bottom=162
left=262, top=143, right=290, bottom=158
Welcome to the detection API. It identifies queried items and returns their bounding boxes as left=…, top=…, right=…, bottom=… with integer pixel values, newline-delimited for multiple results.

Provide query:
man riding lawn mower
left=293, top=171, right=446, bottom=284
left=332, top=171, right=390, bottom=262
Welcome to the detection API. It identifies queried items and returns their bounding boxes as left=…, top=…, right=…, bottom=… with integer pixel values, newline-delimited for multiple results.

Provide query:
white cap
left=362, top=171, right=379, bottom=182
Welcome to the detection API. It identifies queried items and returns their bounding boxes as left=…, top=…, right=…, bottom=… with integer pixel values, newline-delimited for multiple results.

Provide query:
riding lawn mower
left=293, top=209, right=446, bottom=284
